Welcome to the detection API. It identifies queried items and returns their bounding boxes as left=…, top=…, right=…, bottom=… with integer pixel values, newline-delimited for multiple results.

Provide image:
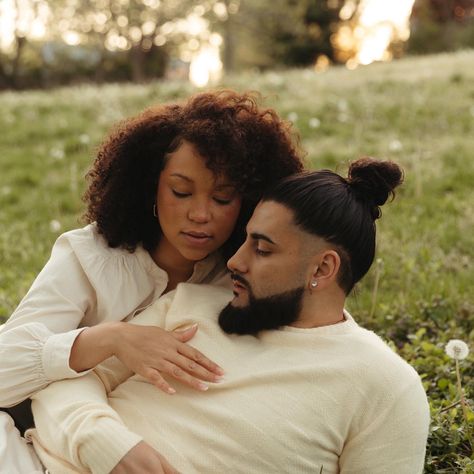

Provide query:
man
left=29, top=159, right=429, bottom=473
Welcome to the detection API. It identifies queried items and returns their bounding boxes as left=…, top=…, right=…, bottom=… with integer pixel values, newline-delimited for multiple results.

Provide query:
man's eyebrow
left=250, top=232, right=276, bottom=245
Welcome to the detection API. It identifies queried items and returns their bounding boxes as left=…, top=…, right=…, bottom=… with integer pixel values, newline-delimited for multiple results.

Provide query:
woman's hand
left=111, top=322, right=224, bottom=394
left=110, top=441, right=179, bottom=474
left=69, top=322, right=224, bottom=394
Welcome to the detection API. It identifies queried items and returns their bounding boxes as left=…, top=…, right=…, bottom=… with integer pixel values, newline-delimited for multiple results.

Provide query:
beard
left=218, top=283, right=305, bottom=336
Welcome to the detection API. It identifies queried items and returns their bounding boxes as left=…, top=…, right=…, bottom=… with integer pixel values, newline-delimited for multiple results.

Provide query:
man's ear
left=308, top=250, right=341, bottom=290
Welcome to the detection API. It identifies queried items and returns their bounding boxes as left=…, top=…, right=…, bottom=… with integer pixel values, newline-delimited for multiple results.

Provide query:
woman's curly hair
left=83, top=90, right=304, bottom=258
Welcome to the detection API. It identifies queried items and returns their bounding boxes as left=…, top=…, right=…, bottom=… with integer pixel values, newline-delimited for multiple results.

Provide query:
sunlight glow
left=189, top=42, right=223, bottom=87
left=338, top=0, right=416, bottom=67
left=0, top=0, right=50, bottom=49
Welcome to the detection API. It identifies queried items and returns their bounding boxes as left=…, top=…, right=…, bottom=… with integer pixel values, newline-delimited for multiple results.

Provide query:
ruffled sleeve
left=0, top=225, right=159, bottom=407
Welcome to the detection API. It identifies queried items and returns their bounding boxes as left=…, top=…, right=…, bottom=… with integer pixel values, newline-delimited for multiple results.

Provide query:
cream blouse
left=0, top=224, right=229, bottom=407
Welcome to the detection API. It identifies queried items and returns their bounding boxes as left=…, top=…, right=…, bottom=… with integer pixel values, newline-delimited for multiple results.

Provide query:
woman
left=0, top=90, right=304, bottom=434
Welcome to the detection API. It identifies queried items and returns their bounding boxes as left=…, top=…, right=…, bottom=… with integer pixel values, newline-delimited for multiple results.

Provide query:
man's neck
left=291, top=291, right=346, bottom=329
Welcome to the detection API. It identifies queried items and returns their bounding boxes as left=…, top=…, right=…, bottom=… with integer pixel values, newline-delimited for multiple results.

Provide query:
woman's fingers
left=171, top=324, right=198, bottom=342
left=114, top=324, right=225, bottom=394
left=158, top=360, right=210, bottom=392
left=172, top=353, right=223, bottom=383
left=177, top=344, right=224, bottom=376
left=142, top=367, right=176, bottom=394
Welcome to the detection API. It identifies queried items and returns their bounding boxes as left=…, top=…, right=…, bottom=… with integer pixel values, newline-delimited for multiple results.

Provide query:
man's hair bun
left=347, top=157, right=403, bottom=218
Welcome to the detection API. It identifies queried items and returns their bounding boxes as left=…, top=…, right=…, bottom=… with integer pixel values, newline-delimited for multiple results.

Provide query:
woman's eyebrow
left=214, top=183, right=236, bottom=191
left=170, top=173, right=192, bottom=182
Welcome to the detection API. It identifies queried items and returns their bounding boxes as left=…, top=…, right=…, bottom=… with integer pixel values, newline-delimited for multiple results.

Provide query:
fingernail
left=216, top=367, right=225, bottom=376
left=174, top=323, right=198, bottom=332
left=198, top=383, right=209, bottom=391
left=167, top=387, right=176, bottom=394
left=214, top=376, right=224, bottom=382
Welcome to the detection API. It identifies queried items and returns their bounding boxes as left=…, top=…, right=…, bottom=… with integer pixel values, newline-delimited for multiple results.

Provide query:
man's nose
left=227, top=244, right=248, bottom=274
left=188, top=198, right=211, bottom=223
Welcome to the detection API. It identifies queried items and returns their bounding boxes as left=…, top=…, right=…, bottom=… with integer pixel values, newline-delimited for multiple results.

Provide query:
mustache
left=230, top=273, right=250, bottom=288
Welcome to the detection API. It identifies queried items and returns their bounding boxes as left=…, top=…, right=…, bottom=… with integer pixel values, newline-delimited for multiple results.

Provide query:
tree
left=408, top=0, right=474, bottom=53
left=211, top=0, right=352, bottom=71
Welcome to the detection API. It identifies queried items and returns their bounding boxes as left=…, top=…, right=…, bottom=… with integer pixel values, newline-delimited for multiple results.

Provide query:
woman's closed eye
left=213, top=196, right=233, bottom=205
left=255, top=248, right=271, bottom=256
left=172, top=190, right=191, bottom=198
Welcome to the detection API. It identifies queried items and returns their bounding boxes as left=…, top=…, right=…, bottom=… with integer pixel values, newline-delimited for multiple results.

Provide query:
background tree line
left=0, top=0, right=473, bottom=90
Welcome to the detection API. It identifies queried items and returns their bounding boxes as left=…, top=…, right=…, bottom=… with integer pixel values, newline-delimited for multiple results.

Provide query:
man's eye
left=256, top=248, right=271, bottom=256
left=213, top=197, right=232, bottom=205
left=172, top=190, right=191, bottom=198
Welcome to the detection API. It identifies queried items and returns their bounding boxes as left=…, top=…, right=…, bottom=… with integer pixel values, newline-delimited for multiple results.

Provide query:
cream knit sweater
left=30, top=284, right=429, bottom=474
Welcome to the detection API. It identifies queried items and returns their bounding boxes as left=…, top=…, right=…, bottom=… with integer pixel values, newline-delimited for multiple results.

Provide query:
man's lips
left=231, top=274, right=249, bottom=295
left=232, top=281, right=247, bottom=291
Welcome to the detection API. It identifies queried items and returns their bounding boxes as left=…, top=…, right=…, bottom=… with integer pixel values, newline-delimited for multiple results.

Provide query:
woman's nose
left=188, top=198, right=211, bottom=223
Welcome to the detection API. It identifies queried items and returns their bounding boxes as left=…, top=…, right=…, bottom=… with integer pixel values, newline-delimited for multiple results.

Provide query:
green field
left=1, top=50, right=473, bottom=472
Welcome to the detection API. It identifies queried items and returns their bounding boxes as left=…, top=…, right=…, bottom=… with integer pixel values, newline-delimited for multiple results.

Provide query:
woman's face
left=155, top=140, right=242, bottom=265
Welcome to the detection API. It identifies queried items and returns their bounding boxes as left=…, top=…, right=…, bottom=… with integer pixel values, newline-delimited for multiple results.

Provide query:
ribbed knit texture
left=32, top=284, right=429, bottom=474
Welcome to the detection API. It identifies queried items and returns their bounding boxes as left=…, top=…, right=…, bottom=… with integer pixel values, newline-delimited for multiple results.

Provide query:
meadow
left=1, top=50, right=473, bottom=472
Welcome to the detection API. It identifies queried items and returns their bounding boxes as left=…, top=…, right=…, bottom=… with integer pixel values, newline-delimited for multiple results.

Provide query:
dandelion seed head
left=287, top=112, right=298, bottom=123
left=79, top=134, right=90, bottom=145
left=445, top=339, right=469, bottom=360
left=389, top=139, right=403, bottom=152
left=49, top=220, right=62, bottom=233
left=337, top=99, right=348, bottom=112
left=50, top=147, right=65, bottom=160
left=309, top=117, right=321, bottom=129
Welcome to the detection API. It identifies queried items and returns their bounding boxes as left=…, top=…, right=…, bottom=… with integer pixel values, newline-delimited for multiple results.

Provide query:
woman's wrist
left=69, top=322, right=122, bottom=372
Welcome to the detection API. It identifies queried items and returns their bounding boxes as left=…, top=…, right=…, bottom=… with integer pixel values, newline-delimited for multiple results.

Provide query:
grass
left=1, top=49, right=473, bottom=472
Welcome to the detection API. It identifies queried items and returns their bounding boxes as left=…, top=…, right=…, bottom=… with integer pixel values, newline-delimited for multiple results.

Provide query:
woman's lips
left=181, top=231, right=213, bottom=246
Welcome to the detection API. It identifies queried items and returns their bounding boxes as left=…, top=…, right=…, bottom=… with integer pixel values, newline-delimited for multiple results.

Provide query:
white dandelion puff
left=445, top=339, right=469, bottom=360
left=337, top=99, right=348, bottom=112
left=79, top=134, right=90, bottom=145
left=309, top=117, right=321, bottom=129
left=49, top=220, right=62, bottom=233
left=389, top=139, right=403, bottom=152
left=287, top=112, right=298, bottom=123
left=50, top=146, right=65, bottom=160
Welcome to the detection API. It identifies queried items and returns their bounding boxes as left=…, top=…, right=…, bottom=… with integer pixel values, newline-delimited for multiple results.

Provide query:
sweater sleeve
left=30, top=293, right=174, bottom=473
left=339, top=377, right=430, bottom=474
left=30, top=372, right=143, bottom=474
left=0, top=232, right=97, bottom=407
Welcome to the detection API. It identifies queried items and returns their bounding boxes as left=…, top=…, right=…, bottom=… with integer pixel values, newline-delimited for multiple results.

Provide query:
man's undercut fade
left=262, top=158, right=403, bottom=294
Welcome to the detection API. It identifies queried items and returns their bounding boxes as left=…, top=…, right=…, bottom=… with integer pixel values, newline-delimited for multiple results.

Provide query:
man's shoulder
left=341, top=323, right=421, bottom=386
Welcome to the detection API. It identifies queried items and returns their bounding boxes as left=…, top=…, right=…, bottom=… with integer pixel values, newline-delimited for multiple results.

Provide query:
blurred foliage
left=0, top=0, right=213, bottom=89
left=0, top=0, right=356, bottom=89
left=408, top=0, right=474, bottom=54
left=216, top=0, right=349, bottom=70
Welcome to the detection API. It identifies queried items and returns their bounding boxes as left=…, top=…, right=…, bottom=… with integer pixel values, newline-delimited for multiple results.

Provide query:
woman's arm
left=0, top=239, right=97, bottom=406
left=0, top=227, right=223, bottom=407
